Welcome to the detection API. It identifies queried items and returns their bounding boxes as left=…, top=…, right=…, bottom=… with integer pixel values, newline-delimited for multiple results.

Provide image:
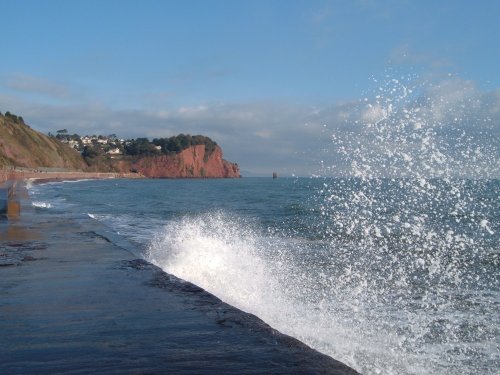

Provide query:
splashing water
left=146, top=75, right=499, bottom=374
left=327, top=74, right=498, bottom=179
left=146, top=211, right=376, bottom=370
left=315, top=74, right=499, bottom=373
left=147, top=213, right=280, bottom=310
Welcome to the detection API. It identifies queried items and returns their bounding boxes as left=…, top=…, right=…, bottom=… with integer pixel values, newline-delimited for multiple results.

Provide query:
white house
left=68, top=140, right=79, bottom=149
left=107, top=148, right=122, bottom=155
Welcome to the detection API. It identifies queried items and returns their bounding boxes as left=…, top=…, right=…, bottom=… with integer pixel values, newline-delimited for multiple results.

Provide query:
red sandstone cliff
left=0, top=112, right=240, bottom=179
left=128, top=144, right=240, bottom=178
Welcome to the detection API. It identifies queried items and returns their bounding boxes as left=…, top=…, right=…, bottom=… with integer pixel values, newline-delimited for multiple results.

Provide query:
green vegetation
left=45, top=127, right=219, bottom=167
left=152, top=134, right=217, bottom=160
left=1, top=113, right=211, bottom=161
left=2, top=111, right=25, bottom=125
left=50, top=131, right=217, bottom=158
left=124, top=138, right=158, bottom=156
left=0, top=110, right=234, bottom=176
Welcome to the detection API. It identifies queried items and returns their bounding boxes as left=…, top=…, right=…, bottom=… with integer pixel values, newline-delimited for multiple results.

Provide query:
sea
left=27, top=176, right=499, bottom=375
left=26, top=75, right=499, bottom=374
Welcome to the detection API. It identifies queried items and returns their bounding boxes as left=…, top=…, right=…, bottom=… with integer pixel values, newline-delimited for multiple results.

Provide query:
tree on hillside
left=4, top=111, right=24, bottom=124
left=152, top=134, right=217, bottom=157
left=55, top=129, right=70, bottom=141
left=124, top=138, right=158, bottom=156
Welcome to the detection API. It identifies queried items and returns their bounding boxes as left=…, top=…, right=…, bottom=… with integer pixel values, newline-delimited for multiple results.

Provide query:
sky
left=1, top=0, right=499, bottom=176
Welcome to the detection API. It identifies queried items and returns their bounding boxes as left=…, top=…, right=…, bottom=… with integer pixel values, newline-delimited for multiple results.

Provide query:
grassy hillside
left=0, top=113, right=88, bottom=170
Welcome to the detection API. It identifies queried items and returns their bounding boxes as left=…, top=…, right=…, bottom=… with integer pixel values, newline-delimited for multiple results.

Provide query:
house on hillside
left=107, top=148, right=122, bottom=156
left=68, top=140, right=79, bottom=149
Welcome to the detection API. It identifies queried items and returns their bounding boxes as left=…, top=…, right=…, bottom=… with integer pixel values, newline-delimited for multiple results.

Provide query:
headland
left=0, top=112, right=240, bottom=179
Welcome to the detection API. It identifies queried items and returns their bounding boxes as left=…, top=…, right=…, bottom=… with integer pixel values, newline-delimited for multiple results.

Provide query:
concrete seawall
left=0, top=187, right=6, bottom=214
left=0, top=181, right=360, bottom=374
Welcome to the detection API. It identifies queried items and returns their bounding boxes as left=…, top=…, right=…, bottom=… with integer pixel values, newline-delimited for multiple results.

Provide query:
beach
left=0, top=169, right=141, bottom=184
left=0, top=180, right=358, bottom=374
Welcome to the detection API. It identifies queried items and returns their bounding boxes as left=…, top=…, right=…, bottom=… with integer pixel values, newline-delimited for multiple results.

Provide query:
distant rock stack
left=273, top=172, right=277, bottom=179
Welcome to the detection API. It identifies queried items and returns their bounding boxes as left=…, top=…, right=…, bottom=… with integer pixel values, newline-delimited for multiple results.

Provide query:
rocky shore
left=0, top=181, right=359, bottom=374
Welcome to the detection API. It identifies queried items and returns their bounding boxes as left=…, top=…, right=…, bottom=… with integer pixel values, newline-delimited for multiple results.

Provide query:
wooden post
left=7, top=200, right=20, bottom=219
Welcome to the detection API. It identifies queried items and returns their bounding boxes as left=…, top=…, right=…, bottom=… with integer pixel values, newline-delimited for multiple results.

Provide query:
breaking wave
left=146, top=74, right=499, bottom=375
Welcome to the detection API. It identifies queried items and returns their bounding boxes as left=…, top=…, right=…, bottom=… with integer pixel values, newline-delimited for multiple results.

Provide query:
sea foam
left=32, top=201, right=52, bottom=209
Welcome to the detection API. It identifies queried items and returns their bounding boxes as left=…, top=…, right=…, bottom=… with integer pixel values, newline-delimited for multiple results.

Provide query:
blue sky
left=1, top=0, right=499, bottom=176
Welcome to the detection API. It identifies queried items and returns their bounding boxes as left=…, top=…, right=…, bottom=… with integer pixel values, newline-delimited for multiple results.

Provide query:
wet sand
left=0, top=182, right=359, bottom=374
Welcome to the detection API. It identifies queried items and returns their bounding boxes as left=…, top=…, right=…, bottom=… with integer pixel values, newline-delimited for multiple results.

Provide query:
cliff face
left=0, top=114, right=88, bottom=170
left=129, top=144, right=240, bottom=178
left=0, top=113, right=240, bottom=178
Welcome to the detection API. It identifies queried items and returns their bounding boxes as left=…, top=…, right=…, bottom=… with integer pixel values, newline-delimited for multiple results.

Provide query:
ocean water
left=28, top=176, right=499, bottom=375
left=26, top=75, right=499, bottom=374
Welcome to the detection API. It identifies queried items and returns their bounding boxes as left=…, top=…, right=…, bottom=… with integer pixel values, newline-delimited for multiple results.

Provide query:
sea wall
left=0, top=185, right=8, bottom=214
left=0, top=183, right=359, bottom=374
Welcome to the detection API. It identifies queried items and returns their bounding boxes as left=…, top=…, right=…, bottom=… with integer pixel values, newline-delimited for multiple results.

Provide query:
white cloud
left=389, top=43, right=452, bottom=68
left=5, top=73, right=71, bottom=99
left=1, top=74, right=498, bottom=177
left=424, top=77, right=481, bottom=122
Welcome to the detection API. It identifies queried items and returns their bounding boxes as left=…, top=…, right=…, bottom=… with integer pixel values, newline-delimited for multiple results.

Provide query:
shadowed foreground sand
left=0, top=182, right=359, bottom=374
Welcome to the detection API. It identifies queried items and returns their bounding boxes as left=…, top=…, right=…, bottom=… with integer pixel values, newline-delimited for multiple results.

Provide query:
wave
left=31, top=201, right=52, bottom=209
left=144, top=206, right=498, bottom=375
left=144, top=212, right=404, bottom=374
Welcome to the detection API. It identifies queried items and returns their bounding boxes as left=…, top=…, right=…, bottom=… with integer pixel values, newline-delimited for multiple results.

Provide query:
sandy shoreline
left=0, top=169, right=143, bottom=184
left=0, top=180, right=359, bottom=374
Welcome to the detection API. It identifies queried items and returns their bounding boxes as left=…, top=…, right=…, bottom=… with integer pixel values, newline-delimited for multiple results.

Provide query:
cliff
left=124, top=144, right=240, bottom=178
left=0, top=114, right=88, bottom=170
left=0, top=113, right=240, bottom=178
